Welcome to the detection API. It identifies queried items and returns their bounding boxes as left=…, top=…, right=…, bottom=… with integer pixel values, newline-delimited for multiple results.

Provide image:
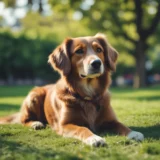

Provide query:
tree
left=27, top=0, right=44, bottom=13
left=134, top=0, right=160, bottom=87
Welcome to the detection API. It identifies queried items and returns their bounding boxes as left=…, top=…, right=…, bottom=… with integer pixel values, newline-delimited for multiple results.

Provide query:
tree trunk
left=134, top=40, right=146, bottom=88
left=39, top=0, right=43, bottom=14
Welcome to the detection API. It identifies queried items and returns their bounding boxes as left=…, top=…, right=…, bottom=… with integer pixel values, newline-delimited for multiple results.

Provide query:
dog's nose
left=91, top=59, right=101, bottom=69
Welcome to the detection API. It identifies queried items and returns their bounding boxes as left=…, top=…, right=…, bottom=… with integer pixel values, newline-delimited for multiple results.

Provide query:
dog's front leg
left=97, top=103, right=144, bottom=141
left=59, top=124, right=106, bottom=147
left=100, top=120, right=144, bottom=141
left=99, top=120, right=131, bottom=136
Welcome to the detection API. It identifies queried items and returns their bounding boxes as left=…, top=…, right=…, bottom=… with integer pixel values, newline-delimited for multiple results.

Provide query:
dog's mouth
left=80, top=74, right=87, bottom=78
left=80, top=73, right=101, bottom=79
left=79, top=66, right=104, bottom=79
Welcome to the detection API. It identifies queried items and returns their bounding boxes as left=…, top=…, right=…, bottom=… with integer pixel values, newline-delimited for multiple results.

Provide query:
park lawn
left=0, top=85, right=160, bottom=160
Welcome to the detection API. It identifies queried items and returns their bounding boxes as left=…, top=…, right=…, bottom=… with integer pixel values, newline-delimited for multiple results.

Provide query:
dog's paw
left=127, top=131, right=144, bottom=141
left=85, top=135, right=107, bottom=147
left=31, top=121, right=45, bottom=130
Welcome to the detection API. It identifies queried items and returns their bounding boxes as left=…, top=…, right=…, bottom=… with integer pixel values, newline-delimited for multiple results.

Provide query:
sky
left=0, top=0, right=50, bottom=26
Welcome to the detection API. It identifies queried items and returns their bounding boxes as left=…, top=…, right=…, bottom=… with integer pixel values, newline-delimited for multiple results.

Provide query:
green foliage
left=0, top=86, right=160, bottom=160
left=0, top=31, right=59, bottom=81
left=2, top=0, right=16, bottom=7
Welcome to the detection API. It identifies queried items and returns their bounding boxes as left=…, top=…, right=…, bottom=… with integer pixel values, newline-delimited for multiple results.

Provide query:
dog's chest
left=80, top=101, right=99, bottom=131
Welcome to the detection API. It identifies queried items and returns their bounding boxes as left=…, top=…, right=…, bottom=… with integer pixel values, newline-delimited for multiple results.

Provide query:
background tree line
left=0, top=31, right=59, bottom=82
left=0, top=0, right=160, bottom=87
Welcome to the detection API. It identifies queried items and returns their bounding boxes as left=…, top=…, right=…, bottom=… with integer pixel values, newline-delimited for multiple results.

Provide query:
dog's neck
left=64, top=71, right=111, bottom=100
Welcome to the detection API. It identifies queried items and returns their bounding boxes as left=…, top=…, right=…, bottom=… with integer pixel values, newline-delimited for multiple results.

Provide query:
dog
left=0, top=33, right=144, bottom=147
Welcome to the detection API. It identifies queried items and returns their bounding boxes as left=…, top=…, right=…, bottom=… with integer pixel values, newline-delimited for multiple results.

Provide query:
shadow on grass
left=111, top=87, right=160, bottom=101
left=111, top=85, right=160, bottom=92
left=0, top=137, right=81, bottom=160
left=113, top=96, right=160, bottom=101
left=130, top=125, right=160, bottom=140
left=0, top=86, right=33, bottom=98
left=0, top=103, right=20, bottom=112
left=99, top=124, right=160, bottom=140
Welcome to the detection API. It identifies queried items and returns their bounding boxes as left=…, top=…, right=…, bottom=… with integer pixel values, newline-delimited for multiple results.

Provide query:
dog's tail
left=0, top=112, right=21, bottom=124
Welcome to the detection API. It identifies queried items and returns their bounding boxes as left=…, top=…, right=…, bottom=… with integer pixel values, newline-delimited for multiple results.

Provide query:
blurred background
left=0, top=0, right=160, bottom=88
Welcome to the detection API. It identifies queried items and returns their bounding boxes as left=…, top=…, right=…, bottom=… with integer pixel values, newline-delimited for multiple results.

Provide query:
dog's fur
left=0, top=34, right=144, bottom=146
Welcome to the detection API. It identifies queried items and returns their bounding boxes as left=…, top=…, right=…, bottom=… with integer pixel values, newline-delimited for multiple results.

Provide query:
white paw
left=85, top=135, right=106, bottom=147
left=31, top=121, right=45, bottom=130
left=127, top=131, right=144, bottom=141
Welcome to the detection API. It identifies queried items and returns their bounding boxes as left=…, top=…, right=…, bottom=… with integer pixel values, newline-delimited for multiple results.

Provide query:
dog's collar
left=69, top=91, right=92, bottom=101
left=84, top=96, right=92, bottom=100
left=67, top=89, right=102, bottom=111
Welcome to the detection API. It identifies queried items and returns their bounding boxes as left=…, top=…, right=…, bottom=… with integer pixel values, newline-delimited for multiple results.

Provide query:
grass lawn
left=0, top=85, right=160, bottom=160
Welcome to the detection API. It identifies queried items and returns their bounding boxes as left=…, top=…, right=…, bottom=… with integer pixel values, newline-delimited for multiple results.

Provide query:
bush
left=0, top=31, right=59, bottom=83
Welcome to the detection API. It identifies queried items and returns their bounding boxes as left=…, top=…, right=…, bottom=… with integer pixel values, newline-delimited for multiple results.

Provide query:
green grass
left=0, top=85, right=160, bottom=160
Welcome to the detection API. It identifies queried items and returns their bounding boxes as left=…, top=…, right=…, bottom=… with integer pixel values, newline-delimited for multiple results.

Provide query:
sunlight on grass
left=0, top=97, right=24, bottom=105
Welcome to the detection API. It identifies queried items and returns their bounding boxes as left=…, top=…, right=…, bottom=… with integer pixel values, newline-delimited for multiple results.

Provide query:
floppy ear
left=48, top=38, right=72, bottom=76
left=95, top=33, right=118, bottom=71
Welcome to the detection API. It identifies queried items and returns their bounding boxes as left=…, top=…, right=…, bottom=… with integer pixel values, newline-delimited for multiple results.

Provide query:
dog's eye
left=75, top=49, right=84, bottom=54
left=96, top=48, right=102, bottom=53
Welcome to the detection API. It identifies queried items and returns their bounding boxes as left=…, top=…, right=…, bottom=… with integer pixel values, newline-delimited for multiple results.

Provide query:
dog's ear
left=95, top=33, right=118, bottom=71
left=48, top=38, right=72, bottom=76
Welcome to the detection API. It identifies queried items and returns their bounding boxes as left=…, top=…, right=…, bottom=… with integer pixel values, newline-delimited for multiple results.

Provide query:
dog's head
left=48, top=34, right=118, bottom=78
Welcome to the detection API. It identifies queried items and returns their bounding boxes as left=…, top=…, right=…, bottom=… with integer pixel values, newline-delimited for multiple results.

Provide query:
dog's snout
left=91, top=59, right=101, bottom=69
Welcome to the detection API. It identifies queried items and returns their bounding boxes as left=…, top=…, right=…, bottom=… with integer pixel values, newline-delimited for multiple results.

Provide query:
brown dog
left=0, top=34, right=144, bottom=146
